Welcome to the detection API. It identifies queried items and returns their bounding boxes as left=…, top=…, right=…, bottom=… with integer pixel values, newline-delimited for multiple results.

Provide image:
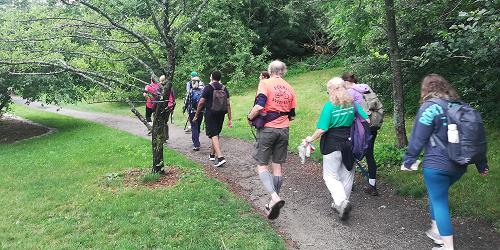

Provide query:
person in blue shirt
left=402, top=74, right=489, bottom=250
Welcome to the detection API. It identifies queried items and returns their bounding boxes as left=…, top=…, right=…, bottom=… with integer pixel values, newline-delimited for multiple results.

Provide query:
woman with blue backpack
left=182, top=76, right=204, bottom=151
left=304, top=77, right=368, bottom=220
left=402, top=74, right=489, bottom=250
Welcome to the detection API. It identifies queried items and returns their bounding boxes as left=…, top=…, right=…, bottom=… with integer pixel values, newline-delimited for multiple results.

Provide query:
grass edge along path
left=0, top=105, right=285, bottom=249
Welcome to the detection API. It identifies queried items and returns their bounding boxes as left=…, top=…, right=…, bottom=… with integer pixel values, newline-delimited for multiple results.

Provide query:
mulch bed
left=123, top=167, right=180, bottom=189
left=0, top=116, right=50, bottom=144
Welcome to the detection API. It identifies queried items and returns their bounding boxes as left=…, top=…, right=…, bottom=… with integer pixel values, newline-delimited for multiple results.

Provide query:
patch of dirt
left=0, top=115, right=50, bottom=144
left=123, top=167, right=180, bottom=189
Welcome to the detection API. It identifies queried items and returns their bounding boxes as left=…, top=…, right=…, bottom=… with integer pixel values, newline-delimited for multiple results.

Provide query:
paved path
left=15, top=97, right=499, bottom=250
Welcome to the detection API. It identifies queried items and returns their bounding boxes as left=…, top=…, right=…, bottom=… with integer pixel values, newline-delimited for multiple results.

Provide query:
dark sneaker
left=192, top=147, right=200, bottom=151
left=333, top=200, right=352, bottom=220
left=364, top=184, right=379, bottom=196
left=209, top=154, right=216, bottom=161
left=214, top=157, right=226, bottom=167
left=267, top=199, right=285, bottom=220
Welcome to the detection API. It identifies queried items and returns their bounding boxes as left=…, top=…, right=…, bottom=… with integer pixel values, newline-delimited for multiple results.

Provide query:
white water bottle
left=447, top=124, right=459, bottom=143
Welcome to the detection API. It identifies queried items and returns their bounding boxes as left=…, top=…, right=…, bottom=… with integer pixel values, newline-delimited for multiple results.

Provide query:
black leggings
left=145, top=107, right=153, bottom=122
left=365, top=130, right=378, bottom=179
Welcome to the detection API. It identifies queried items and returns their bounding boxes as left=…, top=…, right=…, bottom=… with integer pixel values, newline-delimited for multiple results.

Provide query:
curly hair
left=420, top=74, right=460, bottom=102
left=327, top=77, right=353, bottom=107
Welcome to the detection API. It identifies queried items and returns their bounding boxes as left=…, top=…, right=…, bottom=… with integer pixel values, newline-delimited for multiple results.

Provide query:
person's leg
left=423, top=168, right=463, bottom=249
left=323, top=151, right=348, bottom=206
left=365, top=130, right=378, bottom=185
left=340, top=163, right=355, bottom=200
left=213, top=114, right=225, bottom=158
left=212, top=136, right=222, bottom=157
left=188, top=113, right=199, bottom=148
left=254, top=128, right=281, bottom=200
left=271, top=163, right=283, bottom=194
left=258, top=164, right=280, bottom=201
left=145, top=107, right=152, bottom=123
left=271, top=128, right=288, bottom=195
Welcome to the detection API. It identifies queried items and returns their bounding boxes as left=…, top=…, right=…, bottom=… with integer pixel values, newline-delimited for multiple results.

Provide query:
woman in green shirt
left=305, top=77, right=368, bottom=220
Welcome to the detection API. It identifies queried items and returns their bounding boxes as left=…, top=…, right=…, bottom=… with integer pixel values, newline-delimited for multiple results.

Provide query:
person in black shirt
left=193, top=71, right=232, bottom=167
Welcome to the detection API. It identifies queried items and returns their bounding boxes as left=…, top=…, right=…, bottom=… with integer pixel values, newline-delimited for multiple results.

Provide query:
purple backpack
left=351, top=102, right=372, bottom=160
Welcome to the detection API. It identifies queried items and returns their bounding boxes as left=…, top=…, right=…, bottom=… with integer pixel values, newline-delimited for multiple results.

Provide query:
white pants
left=323, top=151, right=354, bottom=206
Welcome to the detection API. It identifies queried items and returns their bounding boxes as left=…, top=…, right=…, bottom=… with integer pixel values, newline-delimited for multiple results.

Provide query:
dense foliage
left=327, top=0, right=499, bottom=123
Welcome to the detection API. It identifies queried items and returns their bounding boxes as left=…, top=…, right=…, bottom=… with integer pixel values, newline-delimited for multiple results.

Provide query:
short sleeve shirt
left=257, top=77, right=297, bottom=128
left=316, top=101, right=368, bottom=130
left=201, top=82, right=230, bottom=113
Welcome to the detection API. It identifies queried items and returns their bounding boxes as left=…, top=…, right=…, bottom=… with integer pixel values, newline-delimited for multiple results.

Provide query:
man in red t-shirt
left=247, top=60, right=296, bottom=220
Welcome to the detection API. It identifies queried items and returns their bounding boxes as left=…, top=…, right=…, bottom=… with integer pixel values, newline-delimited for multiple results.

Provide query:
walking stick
left=184, top=115, right=189, bottom=130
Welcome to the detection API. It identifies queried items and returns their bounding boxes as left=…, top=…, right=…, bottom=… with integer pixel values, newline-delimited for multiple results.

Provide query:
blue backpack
left=429, top=98, right=487, bottom=166
left=190, top=88, right=203, bottom=110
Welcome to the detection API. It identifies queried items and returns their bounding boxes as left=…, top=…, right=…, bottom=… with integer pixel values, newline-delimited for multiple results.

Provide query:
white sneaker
left=401, top=160, right=420, bottom=171
left=426, top=229, right=444, bottom=245
left=431, top=246, right=453, bottom=250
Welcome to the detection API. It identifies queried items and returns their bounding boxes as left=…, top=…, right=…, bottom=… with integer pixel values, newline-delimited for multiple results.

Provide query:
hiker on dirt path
left=183, top=76, right=204, bottom=151
left=402, top=74, right=489, bottom=250
left=193, top=70, right=232, bottom=167
left=247, top=60, right=297, bottom=220
left=143, top=75, right=165, bottom=126
left=185, top=71, right=205, bottom=133
left=304, top=77, right=368, bottom=220
left=342, top=72, right=384, bottom=196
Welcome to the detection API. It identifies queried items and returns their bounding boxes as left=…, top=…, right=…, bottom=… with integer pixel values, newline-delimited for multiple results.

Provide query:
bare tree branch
left=174, top=0, right=208, bottom=42
left=145, top=0, right=172, bottom=47
left=8, top=70, right=66, bottom=75
left=105, top=44, right=157, bottom=78
left=75, top=0, right=164, bottom=72
left=0, top=35, right=141, bottom=44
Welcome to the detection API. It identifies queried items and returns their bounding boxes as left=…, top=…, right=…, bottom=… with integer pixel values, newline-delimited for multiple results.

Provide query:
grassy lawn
left=0, top=105, right=284, bottom=249
left=65, top=67, right=499, bottom=228
left=65, top=102, right=140, bottom=117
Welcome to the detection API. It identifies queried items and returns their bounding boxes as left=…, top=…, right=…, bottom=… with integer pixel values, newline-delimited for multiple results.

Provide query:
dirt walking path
left=15, top=97, right=499, bottom=249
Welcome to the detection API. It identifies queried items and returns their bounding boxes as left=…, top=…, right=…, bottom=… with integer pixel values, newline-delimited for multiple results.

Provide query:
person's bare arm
left=227, top=98, right=232, bottom=128
left=193, top=98, right=206, bottom=121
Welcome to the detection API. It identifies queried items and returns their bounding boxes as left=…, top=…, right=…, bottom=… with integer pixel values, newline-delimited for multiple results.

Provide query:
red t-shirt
left=257, top=77, right=297, bottom=128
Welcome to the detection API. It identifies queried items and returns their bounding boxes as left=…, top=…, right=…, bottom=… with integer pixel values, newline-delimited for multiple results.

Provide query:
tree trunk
left=384, top=0, right=408, bottom=148
left=151, top=44, right=175, bottom=173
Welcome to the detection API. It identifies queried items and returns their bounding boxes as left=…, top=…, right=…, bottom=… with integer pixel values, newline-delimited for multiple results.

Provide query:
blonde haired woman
left=304, top=77, right=368, bottom=220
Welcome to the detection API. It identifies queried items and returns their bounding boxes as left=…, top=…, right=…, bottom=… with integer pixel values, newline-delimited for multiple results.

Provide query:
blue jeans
left=189, top=112, right=203, bottom=147
left=423, top=167, right=464, bottom=236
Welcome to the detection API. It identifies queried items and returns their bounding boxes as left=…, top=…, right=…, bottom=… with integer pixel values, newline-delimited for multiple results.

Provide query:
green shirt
left=316, top=102, right=368, bottom=131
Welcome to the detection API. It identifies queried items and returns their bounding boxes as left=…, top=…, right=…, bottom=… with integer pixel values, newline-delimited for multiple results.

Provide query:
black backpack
left=209, top=83, right=228, bottom=114
left=429, top=98, right=487, bottom=166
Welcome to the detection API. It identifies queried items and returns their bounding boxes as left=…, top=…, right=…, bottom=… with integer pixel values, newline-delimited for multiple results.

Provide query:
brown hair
left=260, top=71, right=270, bottom=79
left=420, top=74, right=459, bottom=102
left=341, top=72, right=358, bottom=83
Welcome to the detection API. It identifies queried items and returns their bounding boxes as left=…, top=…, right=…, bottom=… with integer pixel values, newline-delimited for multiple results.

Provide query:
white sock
left=431, top=220, right=439, bottom=233
left=369, top=178, right=376, bottom=186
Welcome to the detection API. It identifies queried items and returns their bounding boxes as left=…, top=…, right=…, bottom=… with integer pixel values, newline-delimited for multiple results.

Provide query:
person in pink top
left=143, top=75, right=165, bottom=125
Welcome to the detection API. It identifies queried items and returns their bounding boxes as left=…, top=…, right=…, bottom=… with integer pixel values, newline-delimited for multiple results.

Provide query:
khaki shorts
left=252, top=127, right=289, bottom=165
